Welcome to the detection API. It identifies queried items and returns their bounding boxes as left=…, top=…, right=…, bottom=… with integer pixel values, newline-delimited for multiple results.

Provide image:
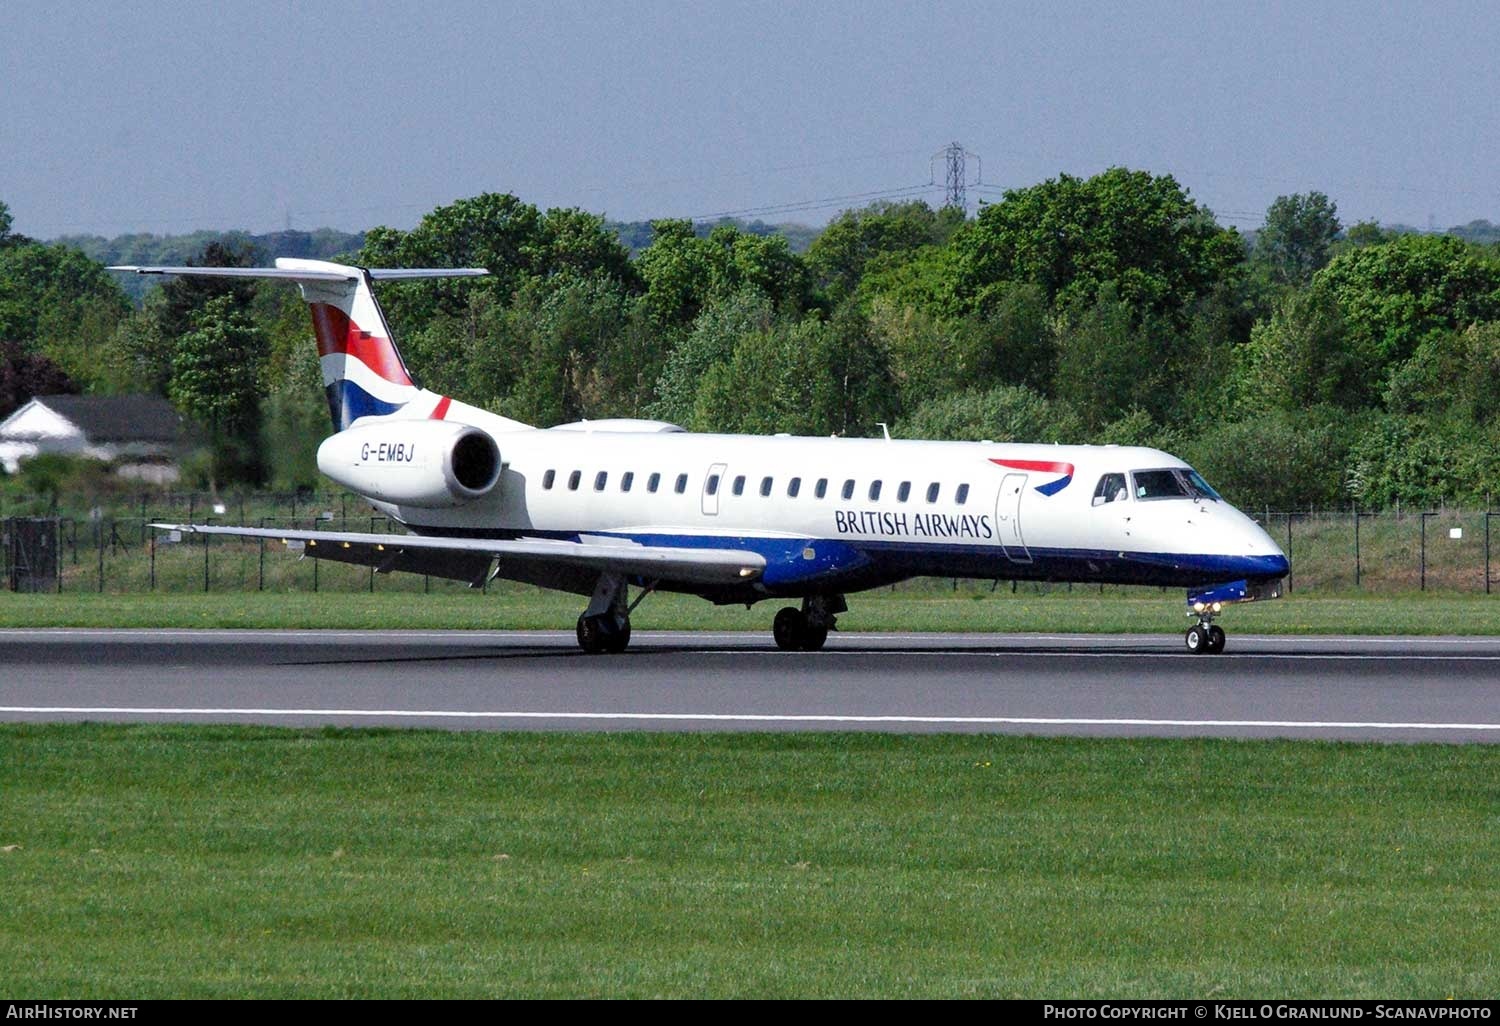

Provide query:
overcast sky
left=2, top=1, right=1497, bottom=239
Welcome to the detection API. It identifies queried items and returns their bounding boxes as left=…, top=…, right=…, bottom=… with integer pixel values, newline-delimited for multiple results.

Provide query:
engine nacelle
left=317, top=421, right=502, bottom=508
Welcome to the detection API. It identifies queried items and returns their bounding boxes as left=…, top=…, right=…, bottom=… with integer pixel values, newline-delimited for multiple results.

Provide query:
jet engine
left=316, top=421, right=502, bottom=508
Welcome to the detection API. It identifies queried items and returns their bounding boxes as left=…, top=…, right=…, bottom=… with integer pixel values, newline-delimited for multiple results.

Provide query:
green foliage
left=1231, top=285, right=1372, bottom=413
left=868, top=298, right=986, bottom=413
left=1052, top=283, right=1175, bottom=429
left=1180, top=408, right=1351, bottom=511
left=1345, top=414, right=1500, bottom=509
left=1314, top=232, right=1500, bottom=367
left=636, top=220, right=810, bottom=330
left=260, top=338, right=328, bottom=490
left=649, top=288, right=775, bottom=425
left=856, top=244, right=963, bottom=316
left=356, top=194, right=638, bottom=336
left=0, top=242, right=130, bottom=389
left=1383, top=322, right=1500, bottom=426
left=951, top=167, right=1243, bottom=320
left=10, top=182, right=1500, bottom=511
left=896, top=384, right=1083, bottom=444
left=11, top=453, right=114, bottom=506
left=806, top=200, right=963, bottom=304
left=169, top=295, right=268, bottom=483
left=1254, top=192, right=1341, bottom=284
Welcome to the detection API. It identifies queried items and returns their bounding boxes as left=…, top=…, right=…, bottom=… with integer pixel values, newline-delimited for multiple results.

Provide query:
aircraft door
left=702, top=462, right=727, bottom=516
left=995, top=473, right=1032, bottom=563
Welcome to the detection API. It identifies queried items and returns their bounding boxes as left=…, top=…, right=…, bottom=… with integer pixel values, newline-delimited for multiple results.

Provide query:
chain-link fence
left=0, top=492, right=486, bottom=595
left=4, top=495, right=1500, bottom=594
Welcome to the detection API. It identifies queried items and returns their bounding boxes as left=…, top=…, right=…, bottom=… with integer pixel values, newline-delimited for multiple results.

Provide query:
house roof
left=24, top=395, right=183, bottom=444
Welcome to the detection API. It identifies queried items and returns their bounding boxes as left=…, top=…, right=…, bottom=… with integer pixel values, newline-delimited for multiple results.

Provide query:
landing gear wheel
left=801, top=622, right=829, bottom=651
left=604, top=617, right=631, bottom=654
left=1206, top=625, right=1226, bottom=654
left=576, top=613, right=631, bottom=654
left=577, top=613, right=604, bottom=654
left=1185, top=625, right=1207, bottom=654
left=773, top=607, right=805, bottom=651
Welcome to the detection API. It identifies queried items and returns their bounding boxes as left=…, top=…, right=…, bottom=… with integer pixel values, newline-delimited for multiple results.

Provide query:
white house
left=0, top=395, right=183, bottom=482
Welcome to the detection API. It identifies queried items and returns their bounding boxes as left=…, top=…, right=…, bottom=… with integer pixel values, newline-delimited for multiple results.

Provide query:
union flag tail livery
left=113, top=258, right=1288, bottom=657
left=110, top=259, right=529, bottom=436
left=289, top=259, right=420, bottom=430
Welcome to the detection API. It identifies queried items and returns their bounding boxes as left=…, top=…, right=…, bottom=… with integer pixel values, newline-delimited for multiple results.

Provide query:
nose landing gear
left=1185, top=620, right=1226, bottom=655
left=1185, top=599, right=1227, bottom=655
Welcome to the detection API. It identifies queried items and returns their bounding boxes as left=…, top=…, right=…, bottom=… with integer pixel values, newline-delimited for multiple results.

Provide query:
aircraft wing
left=152, top=523, right=764, bottom=590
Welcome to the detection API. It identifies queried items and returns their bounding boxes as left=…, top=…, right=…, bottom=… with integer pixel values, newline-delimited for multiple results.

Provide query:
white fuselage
left=362, top=418, right=1289, bottom=601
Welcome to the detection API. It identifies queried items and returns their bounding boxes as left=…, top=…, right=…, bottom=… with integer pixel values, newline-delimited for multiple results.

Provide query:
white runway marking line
left=3, top=707, right=1498, bottom=732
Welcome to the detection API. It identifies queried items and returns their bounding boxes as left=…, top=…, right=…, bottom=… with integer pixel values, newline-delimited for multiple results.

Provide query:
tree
left=152, top=240, right=259, bottom=343
left=867, top=298, right=986, bottom=414
left=648, top=288, right=774, bottom=424
left=168, top=295, right=268, bottom=483
left=1051, top=283, right=1171, bottom=429
left=1230, top=285, right=1372, bottom=413
left=355, top=194, right=638, bottom=335
left=896, top=384, right=1082, bottom=444
left=951, top=167, right=1243, bottom=321
left=0, top=341, right=76, bottom=419
left=636, top=220, right=810, bottom=330
left=806, top=200, right=962, bottom=304
left=1254, top=192, right=1341, bottom=284
left=0, top=242, right=131, bottom=390
left=1180, top=408, right=1350, bottom=510
left=0, top=201, right=12, bottom=245
left=1314, top=232, right=1500, bottom=367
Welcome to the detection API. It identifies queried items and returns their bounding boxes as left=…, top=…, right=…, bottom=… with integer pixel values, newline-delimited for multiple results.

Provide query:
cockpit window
left=1131, top=468, right=1221, bottom=502
left=1183, top=469, right=1221, bottom=501
left=1092, top=473, right=1128, bottom=506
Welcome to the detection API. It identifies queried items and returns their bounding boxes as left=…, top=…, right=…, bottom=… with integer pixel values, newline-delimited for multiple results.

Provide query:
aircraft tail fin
left=109, top=259, right=494, bottom=432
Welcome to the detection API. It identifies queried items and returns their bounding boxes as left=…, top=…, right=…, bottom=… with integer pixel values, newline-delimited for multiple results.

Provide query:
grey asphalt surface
left=1, top=629, right=1498, bottom=742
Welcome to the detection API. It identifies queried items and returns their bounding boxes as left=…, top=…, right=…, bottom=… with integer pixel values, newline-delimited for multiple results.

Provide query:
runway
left=1, top=629, right=1498, bottom=742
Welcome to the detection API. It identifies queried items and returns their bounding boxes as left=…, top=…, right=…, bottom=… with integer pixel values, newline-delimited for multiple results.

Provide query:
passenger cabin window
left=568, top=470, right=581, bottom=491
left=621, top=471, right=634, bottom=492
left=842, top=479, right=855, bottom=500
left=926, top=482, right=939, bottom=503
left=733, top=475, right=746, bottom=496
left=706, top=473, right=720, bottom=496
left=1093, top=473, right=1128, bottom=506
left=955, top=483, right=970, bottom=505
left=815, top=478, right=828, bottom=499
left=897, top=481, right=911, bottom=502
left=787, top=477, right=801, bottom=498
left=674, top=473, right=688, bottom=494
left=543, top=470, right=556, bottom=490
left=868, top=480, right=882, bottom=501
left=760, top=476, right=773, bottom=497
left=594, top=471, right=608, bottom=492
left=648, top=473, right=661, bottom=493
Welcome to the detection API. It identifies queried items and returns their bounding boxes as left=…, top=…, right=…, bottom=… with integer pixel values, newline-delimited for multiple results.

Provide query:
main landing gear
left=575, top=572, right=652, bottom=655
left=1185, top=605, right=1227, bottom=655
left=772, top=594, right=845, bottom=652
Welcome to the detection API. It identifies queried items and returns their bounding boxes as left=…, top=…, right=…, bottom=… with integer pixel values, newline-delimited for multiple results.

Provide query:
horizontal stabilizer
left=108, top=264, right=489, bottom=282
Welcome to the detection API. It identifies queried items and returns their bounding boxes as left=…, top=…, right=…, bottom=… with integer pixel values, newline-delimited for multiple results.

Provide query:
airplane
left=110, top=258, right=1289, bottom=655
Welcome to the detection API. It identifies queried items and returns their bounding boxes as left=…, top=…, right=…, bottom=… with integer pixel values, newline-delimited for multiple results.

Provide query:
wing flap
left=153, top=523, right=765, bottom=586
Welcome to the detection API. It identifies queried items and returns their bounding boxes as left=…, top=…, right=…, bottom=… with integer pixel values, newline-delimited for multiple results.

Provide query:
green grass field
left=3, top=588, right=1500, bottom=635
left=1, top=725, right=1495, bottom=998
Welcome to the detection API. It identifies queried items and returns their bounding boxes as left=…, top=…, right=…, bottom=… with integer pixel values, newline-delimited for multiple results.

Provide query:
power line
left=689, top=183, right=938, bottom=222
